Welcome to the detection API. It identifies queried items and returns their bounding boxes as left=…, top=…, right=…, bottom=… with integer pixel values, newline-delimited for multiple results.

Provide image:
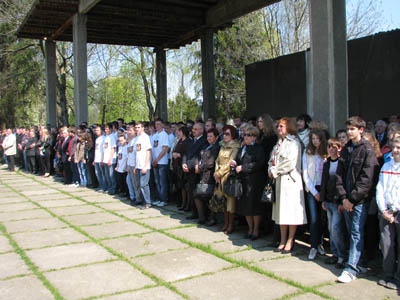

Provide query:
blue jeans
left=23, top=151, right=30, bottom=172
left=126, top=172, right=135, bottom=201
left=325, top=202, right=348, bottom=260
left=94, top=162, right=106, bottom=191
left=153, top=164, right=168, bottom=203
left=307, top=193, right=323, bottom=249
left=134, top=169, right=151, bottom=205
left=103, top=163, right=117, bottom=194
left=343, top=201, right=368, bottom=276
left=77, top=161, right=87, bottom=186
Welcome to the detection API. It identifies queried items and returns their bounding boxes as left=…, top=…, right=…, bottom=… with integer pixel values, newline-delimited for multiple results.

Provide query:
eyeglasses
left=244, top=133, right=254, bottom=137
left=223, top=132, right=231, bottom=136
left=276, top=125, right=285, bottom=128
left=192, top=128, right=199, bottom=131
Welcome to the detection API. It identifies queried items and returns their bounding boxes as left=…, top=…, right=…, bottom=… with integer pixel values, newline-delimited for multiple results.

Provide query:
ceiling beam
left=79, top=0, right=101, bottom=14
left=48, top=15, right=74, bottom=41
left=206, top=0, right=280, bottom=28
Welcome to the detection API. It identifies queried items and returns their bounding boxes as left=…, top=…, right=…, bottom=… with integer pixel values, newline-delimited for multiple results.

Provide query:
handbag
left=194, top=183, right=215, bottom=198
left=209, top=183, right=226, bottom=213
left=261, top=180, right=275, bottom=203
left=223, top=169, right=243, bottom=198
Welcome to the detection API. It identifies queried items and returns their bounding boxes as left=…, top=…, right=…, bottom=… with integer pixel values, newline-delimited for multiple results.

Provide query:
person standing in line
left=2, top=129, right=16, bottom=171
left=151, top=119, right=170, bottom=207
left=126, top=124, right=137, bottom=204
left=94, top=125, right=107, bottom=193
left=336, top=116, right=380, bottom=283
left=102, top=123, right=117, bottom=195
left=133, top=122, right=152, bottom=209
left=115, top=133, right=129, bottom=198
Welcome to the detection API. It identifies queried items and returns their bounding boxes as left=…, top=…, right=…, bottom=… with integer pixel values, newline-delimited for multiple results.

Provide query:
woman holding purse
left=194, top=128, right=220, bottom=224
left=231, top=125, right=265, bottom=240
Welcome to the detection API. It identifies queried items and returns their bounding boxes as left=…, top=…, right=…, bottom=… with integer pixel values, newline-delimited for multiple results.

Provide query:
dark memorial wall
left=245, top=29, right=400, bottom=121
left=245, top=52, right=307, bottom=119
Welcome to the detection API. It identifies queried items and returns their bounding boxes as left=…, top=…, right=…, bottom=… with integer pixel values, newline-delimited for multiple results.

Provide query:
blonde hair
left=363, top=131, right=382, bottom=158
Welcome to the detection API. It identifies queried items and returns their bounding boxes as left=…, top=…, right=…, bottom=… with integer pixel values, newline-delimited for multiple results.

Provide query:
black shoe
left=244, top=233, right=252, bottom=239
left=131, top=200, right=142, bottom=206
left=206, top=219, right=217, bottom=226
left=324, top=256, right=338, bottom=265
left=178, top=207, right=184, bottom=211
left=251, top=234, right=260, bottom=241
left=197, top=220, right=206, bottom=225
left=186, top=215, right=198, bottom=220
left=335, top=261, right=345, bottom=269
left=268, top=241, right=280, bottom=248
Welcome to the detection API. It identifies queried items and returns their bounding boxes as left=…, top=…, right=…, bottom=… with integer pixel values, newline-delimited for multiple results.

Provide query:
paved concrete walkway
left=0, top=169, right=398, bottom=300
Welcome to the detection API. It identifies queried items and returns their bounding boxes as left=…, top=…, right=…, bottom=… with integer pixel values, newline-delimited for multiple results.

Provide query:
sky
left=380, top=0, right=400, bottom=30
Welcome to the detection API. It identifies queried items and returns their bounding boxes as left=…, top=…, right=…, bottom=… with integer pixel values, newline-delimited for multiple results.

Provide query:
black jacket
left=320, top=158, right=339, bottom=204
left=60, top=136, right=71, bottom=163
left=25, top=136, right=38, bottom=157
left=183, top=135, right=208, bottom=171
left=336, top=138, right=380, bottom=205
left=196, top=142, right=220, bottom=184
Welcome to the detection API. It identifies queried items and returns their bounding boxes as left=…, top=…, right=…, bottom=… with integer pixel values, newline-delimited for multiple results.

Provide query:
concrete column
left=201, top=28, right=216, bottom=120
left=156, top=48, right=168, bottom=121
left=45, top=40, right=57, bottom=127
left=72, top=13, right=88, bottom=126
left=308, top=0, right=348, bottom=134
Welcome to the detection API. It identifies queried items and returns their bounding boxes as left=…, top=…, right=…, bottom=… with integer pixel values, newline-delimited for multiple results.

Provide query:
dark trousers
left=40, top=152, right=51, bottom=174
left=116, top=171, right=128, bottom=195
left=70, top=161, right=80, bottom=184
left=6, top=155, right=15, bottom=171
left=379, top=214, right=400, bottom=281
left=187, top=172, right=199, bottom=216
left=86, top=161, right=98, bottom=187
left=63, top=161, right=72, bottom=184
left=27, top=155, right=36, bottom=173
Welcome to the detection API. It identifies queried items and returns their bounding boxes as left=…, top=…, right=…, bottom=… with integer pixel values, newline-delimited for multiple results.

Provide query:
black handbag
left=223, top=170, right=243, bottom=198
left=194, top=183, right=215, bottom=198
left=261, top=180, right=275, bottom=203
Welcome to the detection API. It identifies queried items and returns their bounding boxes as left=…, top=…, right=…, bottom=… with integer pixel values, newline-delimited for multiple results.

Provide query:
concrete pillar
left=201, top=28, right=216, bottom=120
left=156, top=48, right=168, bottom=121
left=72, top=13, right=88, bottom=126
left=308, top=0, right=348, bottom=134
left=45, top=40, right=57, bottom=127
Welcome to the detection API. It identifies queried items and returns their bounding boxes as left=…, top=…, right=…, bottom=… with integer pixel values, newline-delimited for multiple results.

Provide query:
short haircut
left=245, top=125, right=260, bottom=137
left=118, top=133, right=126, bottom=139
left=392, top=137, right=400, bottom=144
left=207, top=128, right=219, bottom=138
left=222, top=125, right=238, bottom=139
left=346, top=116, right=366, bottom=129
left=136, top=121, right=145, bottom=127
left=178, top=126, right=190, bottom=138
left=277, top=117, right=297, bottom=135
left=296, top=114, right=312, bottom=128
left=155, top=118, right=164, bottom=124
left=68, top=127, right=76, bottom=134
left=336, top=129, right=347, bottom=137
left=327, top=138, right=341, bottom=149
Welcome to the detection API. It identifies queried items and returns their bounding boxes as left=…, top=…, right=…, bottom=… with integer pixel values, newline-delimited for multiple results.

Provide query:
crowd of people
left=1, top=113, right=399, bottom=288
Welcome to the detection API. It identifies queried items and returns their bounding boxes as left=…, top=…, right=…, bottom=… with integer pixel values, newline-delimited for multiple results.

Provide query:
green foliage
left=168, top=87, right=201, bottom=122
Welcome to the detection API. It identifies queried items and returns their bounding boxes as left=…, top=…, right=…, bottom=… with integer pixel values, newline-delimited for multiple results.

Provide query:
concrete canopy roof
left=17, top=0, right=279, bottom=48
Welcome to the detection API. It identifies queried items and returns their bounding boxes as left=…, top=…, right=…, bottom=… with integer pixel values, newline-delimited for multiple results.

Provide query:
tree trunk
left=138, top=47, right=154, bottom=121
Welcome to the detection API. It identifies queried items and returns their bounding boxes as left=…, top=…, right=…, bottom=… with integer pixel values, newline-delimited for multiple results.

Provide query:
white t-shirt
left=151, top=130, right=169, bottom=165
left=102, top=134, right=117, bottom=164
left=168, top=133, right=175, bottom=160
left=116, top=145, right=128, bottom=173
left=94, top=135, right=105, bottom=163
left=127, top=137, right=136, bottom=167
left=134, top=133, right=152, bottom=170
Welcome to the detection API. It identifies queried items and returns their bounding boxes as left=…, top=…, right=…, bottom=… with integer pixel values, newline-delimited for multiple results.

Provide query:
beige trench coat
left=268, top=135, right=307, bottom=225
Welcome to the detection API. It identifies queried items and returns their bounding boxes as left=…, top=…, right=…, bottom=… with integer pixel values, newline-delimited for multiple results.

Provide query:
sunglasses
left=244, top=133, right=254, bottom=137
left=223, top=132, right=231, bottom=136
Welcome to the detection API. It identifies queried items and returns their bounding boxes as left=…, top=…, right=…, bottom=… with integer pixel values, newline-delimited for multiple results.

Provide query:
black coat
left=236, top=143, right=266, bottom=216
left=25, top=136, right=38, bottom=157
left=183, top=135, right=208, bottom=171
left=336, top=138, right=380, bottom=205
left=320, top=158, right=339, bottom=204
left=60, top=136, right=71, bottom=163
left=197, top=142, right=220, bottom=184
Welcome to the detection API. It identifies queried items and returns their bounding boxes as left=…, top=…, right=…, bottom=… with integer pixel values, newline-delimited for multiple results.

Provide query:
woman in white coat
left=269, top=117, right=307, bottom=254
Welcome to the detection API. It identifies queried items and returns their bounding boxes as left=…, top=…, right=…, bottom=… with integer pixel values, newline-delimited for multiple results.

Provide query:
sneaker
left=337, top=270, right=356, bottom=283
left=152, top=201, right=161, bottom=206
left=386, top=280, right=399, bottom=290
left=74, top=183, right=79, bottom=188
left=317, top=244, right=326, bottom=256
left=158, top=202, right=167, bottom=207
left=377, top=279, right=387, bottom=287
left=140, top=204, right=151, bottom=210
left=308, top=248, right=318, bottom=260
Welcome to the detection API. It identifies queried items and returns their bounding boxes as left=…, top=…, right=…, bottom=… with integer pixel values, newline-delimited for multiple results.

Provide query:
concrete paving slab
left=167, top=227, right=241, bottom=245
left=29, top=193, right=73, bottom=201
left=210, top=238, right=270, bottom=254
left=174, top=267, right=298, bottom=300
left=292, top=293, right=324, bottom=300
left=227, top=246, right=283, bottom=262
left=319, top=277, right=399, bottom=300
left=38, top=199, right=84, bottom=208
left=63, top=212, right=122, bottom=226
left=0, top=209, right=52, bottom=222
left=0, top=192, right=20, bottom=198
left=0, top=252, right=31, bottom=278
left=0, top=275, right=54, bottom=300
left=132, top=248, right=232, bottom=282
left=21, top=189, right=59, bottom=196
left=83, top=221, right=150, bottom=239
left=0, top=235, right=13, bottom=253
left=97, top=201, right=135, bottom=211
left=13, top=183, right=43, bottom=190
left=49, top=204, right=103, bottom=216
left=99, top=286, right=184, bottom=300
left=46, top=261, right=154, bottom=300
left=0, top=202, right=37, bottom=212
left=118, top=208, right=170, bottom=219
left=3, top=218, right=67, bottom=233
left=139, top=216, right=194, bottom=230
left=13, top=228, right=89, bottom=249
left=102, top=232, right=187, bottom=258
left=26, top=243, right=115, bottom=271
left=68, top=190, right=102, bottom=197
left=0, top=197, right=29, bottom=204
left=256, top=256, right=340, bottom=286
left=81, top=195, right=121, bottom=203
